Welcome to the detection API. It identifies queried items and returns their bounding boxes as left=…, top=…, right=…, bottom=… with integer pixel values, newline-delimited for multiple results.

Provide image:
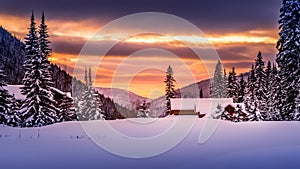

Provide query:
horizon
left=0, top=0, right=282, bottom=98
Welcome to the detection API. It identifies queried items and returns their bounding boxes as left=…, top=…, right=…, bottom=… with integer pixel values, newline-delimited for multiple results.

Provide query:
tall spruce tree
left=245, top=65, right=263, bottom=121
left=237, top=74, right=246, bottom=103
left=264, top=61, right=272, bottom=120
left=211, top=60, right=226, bottom=98
left=276, top=0, right=300, bottom=120
left=164, top=65, right=176, bottom=116
left=254, top=51, right=267, bottom=118
left=39, top=12, right=51, bottom=58
left=223, top=69, right=227, bottom=96
left=21, top=12, right=58, bottom=127
left=269, top=64, right=284, bottom=120
left=226, top=67, right=238, bottom=102
left=265, top=61, right=272, bottom=91
left=78, top=68, right=105, bottom=121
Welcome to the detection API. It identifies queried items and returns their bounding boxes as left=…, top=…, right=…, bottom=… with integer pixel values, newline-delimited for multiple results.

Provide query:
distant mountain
left=96, top=87, right=151, bottom=110
left=0, top=26, right=25, bottom=84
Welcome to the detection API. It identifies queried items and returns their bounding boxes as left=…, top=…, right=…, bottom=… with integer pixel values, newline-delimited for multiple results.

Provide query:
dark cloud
left=0, top=0, right=282, bottom=33
left=51, top=37, right=85, bottom=54
left=105, top=40, right=200, bottom=60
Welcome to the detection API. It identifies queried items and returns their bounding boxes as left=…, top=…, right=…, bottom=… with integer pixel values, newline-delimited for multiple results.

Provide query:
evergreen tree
left=295, top=91, right=300, bottom=120
left=223, top=69, right=227, bottom=97
left=22, top=11, right=40, bottom=95
left=58, top=94, right=77, bottom=122
left=199, top=88, right=203, bottom=98
left=21, top=12, right=58, bottom=127
left=245, top=65, right=263, bottom=121
left=237, top=74, right=246, bottom=103
left=265, top=61, right=272, bottom=91
left=211, top=60, right=226, bottom=98
left=235, top=104, right=248, bottom=122
left=164, top=65, right=176, bottom=116
left=276, top=0, right=300, bottom=120
left=254, top=52, right=267, bottom=111
left=5, top=96, right=21, bottom=127
left=247, top=102, right=264, bottom=121
left=78, top=68, right=105, bottom=121
left=212, top=104, right=223, bottom=119
left=269, top=64, right=284, bottom=121
left=0, top=69, right=15, bottom=124
left=39, top=12, right=51, bottom=58
left=137, top=100, right=150, bottom=118
left=221, top=105, right=235, bottom=121
left=226, top=67, right=238, bottom=102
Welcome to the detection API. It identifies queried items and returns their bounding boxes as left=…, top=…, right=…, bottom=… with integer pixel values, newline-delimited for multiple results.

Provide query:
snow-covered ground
left=0, top=118, right=299, bottom=169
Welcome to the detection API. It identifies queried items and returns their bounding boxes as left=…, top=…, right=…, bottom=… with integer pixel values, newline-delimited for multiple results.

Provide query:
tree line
left=211, top=0, right=299, bottom=121
left=0, top=12, right=123, bottom=127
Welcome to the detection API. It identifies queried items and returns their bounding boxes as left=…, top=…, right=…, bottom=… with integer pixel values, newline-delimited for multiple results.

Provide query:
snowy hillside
left=0, top=119, right=299, bottom=169
left=96, top=87, right=151, bottom=110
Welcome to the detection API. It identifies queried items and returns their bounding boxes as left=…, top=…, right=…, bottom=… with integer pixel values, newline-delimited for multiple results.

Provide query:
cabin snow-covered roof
left=171, top=98, right=234, bottom=115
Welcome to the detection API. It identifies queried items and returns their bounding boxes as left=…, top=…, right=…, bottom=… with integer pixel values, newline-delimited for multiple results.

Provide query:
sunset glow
left=0, top=9, right=279, bottom=97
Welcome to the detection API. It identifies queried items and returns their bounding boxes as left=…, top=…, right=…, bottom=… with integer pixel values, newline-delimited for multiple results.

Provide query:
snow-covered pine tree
left=276, top=0, right=300, bottom=121
left=245, top=65, right=263, bottom=121
left=226, top=67, right=239, bottom=102
left=96, top=93, right=113, bottom=120
left=265, top=61, right=272, bottom=91
left=137, top=100, right=150, bottom=118
left=269, top=64, right=284, bottom=121
left=223, top=69, right=227, bottom=97
left=295, top=90, right=300, bottom=120
left=211, top=60, right=226, bottom=98
left=164, top=65, right=176, bottom=116
left=57, top=94, right=77, bottom=122
left=5, top=96, right=22, bottom=127
left=212, top=104, right=223, bottom=119
left=235, top=104, right=248, bottom=122
left=254, top=51, right=267, bottom=116
left=246, top=65, right=256, bottom=103
left=22, top=11, right=40, bottom=95
left=21, top=12, right=58, bottom=127
left=39, top=12, right=51, bottom=58
left=78, top=68, right=105, bottom=121
left=0, top=69, right=15, bottom=125
left=264, top=61, right=272, bottom=120
left=237, top=74, right=246, bottom=103
left=221, top=104, right=235, bottom=121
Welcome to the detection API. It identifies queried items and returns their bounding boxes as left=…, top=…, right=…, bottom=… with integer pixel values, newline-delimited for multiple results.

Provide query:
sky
left=0, top=0, right=282, bottom=98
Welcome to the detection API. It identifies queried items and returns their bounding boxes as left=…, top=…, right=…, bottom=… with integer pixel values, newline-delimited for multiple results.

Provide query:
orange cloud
left=0, top=13, right=279, bottom=98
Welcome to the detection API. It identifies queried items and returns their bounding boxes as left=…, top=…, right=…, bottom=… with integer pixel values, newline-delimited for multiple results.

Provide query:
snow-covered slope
left=96, top=87, right=151, bottom=110
left=0, top=119, right=299, bottom=169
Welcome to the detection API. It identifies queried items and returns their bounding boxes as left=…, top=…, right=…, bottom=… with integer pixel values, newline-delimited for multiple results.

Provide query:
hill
left=96, top=87, right=151, bottom=110
left=0, top=118, right=299, bottom=169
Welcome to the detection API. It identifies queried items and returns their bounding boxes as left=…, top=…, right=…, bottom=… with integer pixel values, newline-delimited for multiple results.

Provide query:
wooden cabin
left=170, top=98, right=234, bottom=118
